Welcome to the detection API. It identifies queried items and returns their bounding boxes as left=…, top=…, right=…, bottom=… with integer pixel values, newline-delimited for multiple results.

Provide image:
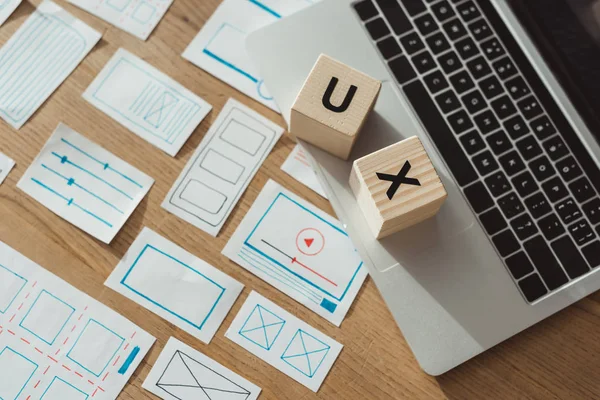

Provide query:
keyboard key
left=499, top=150, right=525, bottom=176
left=412, top=50, right=437, bottom=73
left=455, top=37, right=479, bottom=60
left=438, top=51, right=462, bottom=74
left=529, top=155, right=555, bottom=181
left=464, top=181, right=494, bottom=213
left=555, top=156, right=581, bottom=183
left=490, top=95, right=517, bottom=120
left=583, top=198, right=600, bottom=224
left=582, top=241, right=600, bottom=268
left=492, top=57, right=517, bottom=80
left=487, top=130, right=512, bottom=155
left=517, top=96, right=543, bottom=120
left=366, top=18, right=391, bottom=40
left=485, top=171, right=511, bottom=197
left=400, top=32, right=425, bottom=54
left=403, top=0, right=426, bottom=16
left=376, top=0, right=412, bottom=35
left=459, top=130, right=486, bottom=155
left=504, top=114, right=530, bottom=140
left=516, top=135, right=542, bottom=161
left=377, top=36, right=402, bottom=59
left=442, top=18, right=467, bottom=41
left=512, top=171, right=539, bottom=197
left=518, top=273, right=548, bottom=302
left=543, top=135, right=568, bottom=161
left=479, top=75, right=503, bottom=99
left=403, top=80, right=478, bottom=186
left=423, top=70, right=449, bottom=93
left=537, top=214, right=565, bottom=241
left=551, top=236, right=590, bottom=279
left=473, top=150, right=498, bottom=176
left=524, top=235, right=569, bottom=290
left=431, top=1, right=455, bottom=22
left=569, top=219, right=596, bottom=246
left=542, top=177, right=569, bottom=203
left=468, top=18, right=493, bottom=41
left=457, top=1, right=480, bottom=22
left=447, top=109, right=473, bottom=134
left=466, top=56, right=491, bottom=80
left=505, top=76, right=530, bottom=100
left=481, top=38, right=505, bottom=61
left=525, top=192, right=551, bottom=219
left=461, top=90, right=486, bottom=114
left=511, top=213, right=538, bottom=240
left=426, top=32, right=451, bottom=54
left=555, top=198, right=582, bottom=224
left=480, top=207, right=507, bottom=235
left=570, top=177, right=595, bottom=203
left=355, top=0, right=379, bottom=20
left=506, top=251, right=534, bottom=280
left=474, top=110, right=500, bottom=134
left=388, top=56, right=417, bottom=84
left=493, top=229, right=520, bottom=256
left=414, top=13, right=438, bottom=36
left=498, top=192, right=525, bottom=219
left=530, top=115, right=556, bottom=140
left=435, top=89, right=461, bottom=113
left=449, top=70, right=475, bottom=94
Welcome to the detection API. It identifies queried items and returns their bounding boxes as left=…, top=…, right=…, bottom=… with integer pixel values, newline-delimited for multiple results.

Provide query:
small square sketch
left=106, top=0, right=130, bottom=12
left=132, top=1, right=155, bottom=24
left=67, top=319, right=125, bottom=377
left=239, top=305, right=285, bottom=350
left=41, top=377, right=88, bottom=400
left=281, top=329, right=330, bottom=378
left=19, top=289, right=75, bottom=345
left=0, top=346, right=38, bottom=400
left=0, top=263, right=27, bottom=313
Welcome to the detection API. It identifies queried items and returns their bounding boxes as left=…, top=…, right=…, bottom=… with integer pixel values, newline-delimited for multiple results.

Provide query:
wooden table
left=1, top=1, right=599, bottom=399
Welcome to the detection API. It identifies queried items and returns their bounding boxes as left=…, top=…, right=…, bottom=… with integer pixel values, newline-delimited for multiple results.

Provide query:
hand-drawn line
left=200, top=148, right=246, bottom=185
left=131, top=1, right=156, bottom=24
left=118, top=345, right=140, bottom=375
left=179, top=179, right=227, bottom=215
left=219, top=119, right=267, bottom=157
left=50, top=152, right=133, bottom=200
left=0, top=263, right=27, bottom=313
left=144, top=91, right=178, bottom=128
left=40, top=376, right=89, bottom=399
left=280, top=329, right=330, bottom=378
left=129, top=82, right=152, bottom=112
left=239, top=304, right=285, bottom=351
left=60, top=137, right=143, bottom=188
left=41, top=164, right=124, bottom=214
left=31, top=178, right=113, bottom=227
left=19, top=289, right=75, bottom=345
left=261, top=239, right=292, bottom=260
left=165, top=102, right=200, bottom=143
left=248, top=0, right=282, bottom=18
left=106, top=0, right=132, bottom=13
left=203, top=23, right=258, bottom=83
left=132, top=83, right=159, bottom=115
left=0, top=346, right=38, bottom=400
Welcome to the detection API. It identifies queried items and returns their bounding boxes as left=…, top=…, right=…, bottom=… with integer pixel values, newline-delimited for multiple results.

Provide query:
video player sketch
left=321, top=77, right=357, bottom=113
left=376, top=160, right=421, bottom=200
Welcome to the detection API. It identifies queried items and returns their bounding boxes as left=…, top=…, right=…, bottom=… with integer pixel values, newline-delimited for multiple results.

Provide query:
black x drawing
left=376, top=161, right=421, bottom=200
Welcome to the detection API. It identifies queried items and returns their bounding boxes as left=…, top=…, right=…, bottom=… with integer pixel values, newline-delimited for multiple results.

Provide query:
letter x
left=376, top=161, right=421, bottom=200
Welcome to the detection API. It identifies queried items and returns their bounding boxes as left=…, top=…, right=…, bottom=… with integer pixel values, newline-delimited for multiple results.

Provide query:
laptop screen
left=509, top=0, right=600, bottom=143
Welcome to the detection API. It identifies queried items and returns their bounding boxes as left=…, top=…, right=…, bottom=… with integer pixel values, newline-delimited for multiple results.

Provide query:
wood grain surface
left=0, top=1, right=599, bottom=399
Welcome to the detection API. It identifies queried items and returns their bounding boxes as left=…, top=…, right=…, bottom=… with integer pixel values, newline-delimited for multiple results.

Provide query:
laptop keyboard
left=353, top=0, right=600, bottom=303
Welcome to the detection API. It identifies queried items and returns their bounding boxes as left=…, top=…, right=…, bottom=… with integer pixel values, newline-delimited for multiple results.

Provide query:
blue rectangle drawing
left=19, top=289, right=75, bottom=345
left=280, top=329, right=330, bottom=378
left=238, top=304, right=285, bottom=350
left=0, top=346, right=39, bottom=400
left=41, top=377, right=89, bottom=400
left=0, top=263, right=27, bottom=313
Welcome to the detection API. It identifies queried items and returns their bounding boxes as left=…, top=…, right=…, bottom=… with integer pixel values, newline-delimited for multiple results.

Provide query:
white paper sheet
left=182, top=0, right=320, bottom=112
left=83, top=48, right=212, bottom=157
left=0, top=0, right=21, bottom=27
left=0, top=1, right=101, bottom=130
left=162, top=98, right=283, bottom=237
left=105, top=227, right=244, bottom=344
left=222, top=179, right=367, bottom=326
left=68, top=0, right=172, bottom=40
left=142, top=337, right=261, bottom=400
left=17, top=123, right=154, bottom=244
left=0, top=152, right=15, bottom=186
left=0, top=241, right=155, bottom=400
left=226, top=291, right=342, bottom=392
left=281, top=144, right=327, bottom=199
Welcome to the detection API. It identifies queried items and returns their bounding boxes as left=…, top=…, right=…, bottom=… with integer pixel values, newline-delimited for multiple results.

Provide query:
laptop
left=246, top=0, right=600, bottom=375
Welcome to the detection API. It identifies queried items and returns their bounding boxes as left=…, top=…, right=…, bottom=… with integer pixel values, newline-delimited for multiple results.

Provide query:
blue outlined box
left=281, top=329, right=330, bottom=378
left=41, top=377, right=88, bottom=400
left=0, top=263, right=27, bottom=313
left=19, top=290, right=75, bottom=345
left=204, top=23, right=258, bottom=84
left=239, top=304, right=285, bottom=350
left=67, top=319, right=124, bottom=377
left=120, top=245, right=225, bottom=330
left=0, top=346, right=38, bottom=400
left=107, top=0, right=131, bottom=12
left=132, top=1, right=155, bottom=24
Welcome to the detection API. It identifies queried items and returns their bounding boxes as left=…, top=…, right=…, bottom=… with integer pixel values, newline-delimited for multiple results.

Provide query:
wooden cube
left=291, top=54, right=381, bottom=160
left=349, top=136, right=447, bottom=239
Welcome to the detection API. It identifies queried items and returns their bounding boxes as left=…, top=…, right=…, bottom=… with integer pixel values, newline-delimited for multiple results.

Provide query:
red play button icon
left=296, top=228, right=325, bottom=256
left=304, top=238, right=314, bottom=248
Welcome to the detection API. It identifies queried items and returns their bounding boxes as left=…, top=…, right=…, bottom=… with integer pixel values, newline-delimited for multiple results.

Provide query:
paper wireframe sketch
left=222, top=179, right=367, bottom=326
left=226, top=291, right=342, bottom=392
left=142, top=337, right=261, bottom=400
left=0, top=0, right=22, bottom=27
left=281, top=144, right=327, bottom=199
left=68, top=0, right=172, bottom=40
left=0, top=1, right=101, bottom=130
left=105, top=227, right=244, bottom=344
left=17, top=123, right=154, bottom=244
left=0, top=152, right=15, bottom=186
left=84, top=48, right=212, bottom=157
left=182, top=0, right=320, bottom=112
left=0, top=240, right=155, bottom=400
left=162, top=98, right=283, bottom=237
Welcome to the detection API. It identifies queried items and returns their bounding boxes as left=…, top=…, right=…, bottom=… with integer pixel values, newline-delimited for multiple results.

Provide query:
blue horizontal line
left=202, top=49, right=258, bottom=83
